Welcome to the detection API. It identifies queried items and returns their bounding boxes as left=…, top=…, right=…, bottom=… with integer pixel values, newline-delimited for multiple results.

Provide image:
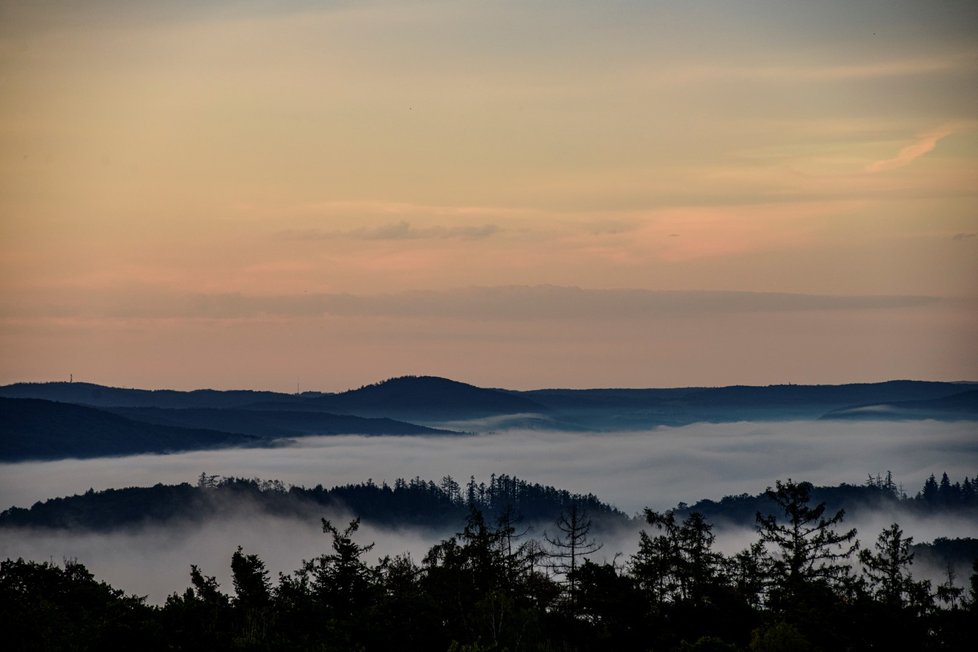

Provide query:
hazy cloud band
left=2, top=286, right=943, bottom=322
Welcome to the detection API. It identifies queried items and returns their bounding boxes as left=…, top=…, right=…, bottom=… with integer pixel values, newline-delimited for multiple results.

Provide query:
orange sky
left=1, top=1, right=976, bottom=391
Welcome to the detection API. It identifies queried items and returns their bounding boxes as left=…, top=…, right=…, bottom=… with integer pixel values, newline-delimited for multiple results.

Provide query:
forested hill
left=677, top=472, right=978, bottom=526
left=4, top=472, right=976, bottom=537
left=0, top=474, right=627, bottom=532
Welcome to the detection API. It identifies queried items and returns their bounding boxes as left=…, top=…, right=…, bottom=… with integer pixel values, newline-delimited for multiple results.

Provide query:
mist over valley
left=2, top=398, right=976, bottom=604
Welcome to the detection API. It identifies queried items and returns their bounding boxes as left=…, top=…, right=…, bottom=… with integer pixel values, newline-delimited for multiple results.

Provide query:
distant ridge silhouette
left=0, top=397, right=257, bottom=461
left=1, top=377, right=974, bottom=455
left=303, top=375, right=546, bottom=417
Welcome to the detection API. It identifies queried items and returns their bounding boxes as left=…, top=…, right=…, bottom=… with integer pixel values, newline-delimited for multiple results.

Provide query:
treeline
left=3, top=479, right=977, bottom=651
left=915, top=472, right=978, bottom=507
left=0, top=473, right=627, bottom=532
left=678, top=471, right=978, bottom=526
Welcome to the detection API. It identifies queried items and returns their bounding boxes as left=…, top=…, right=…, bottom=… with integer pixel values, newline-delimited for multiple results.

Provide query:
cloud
left=866, top=126, right=956, bottom=172
left=2, top=286, right=941, bottom=322
left=276, top=221, right=500, bottom=241
left=952, top=233, right=975, bottom=241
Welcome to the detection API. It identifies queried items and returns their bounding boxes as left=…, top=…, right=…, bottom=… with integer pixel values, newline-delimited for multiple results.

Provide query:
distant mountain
left=522, top=380, right=975, bottom=428
left=302, top=376, right=547, bottom=419
left=0, top=398, right=258, bottom=461
left=820, top=389, right=978, bottom=421
left=106, top=406, right=453, bottom=438
left=0, top=382, right=305, bottom=410
left=2, top=378, right=973, bottom=434
left=680, top=380, right=967, bottom=407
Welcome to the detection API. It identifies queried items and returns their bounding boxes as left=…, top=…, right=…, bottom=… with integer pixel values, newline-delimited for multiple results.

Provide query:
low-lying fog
left=2, top=420, right=975, bottom=513
left=2, top=507, right=973, bottom=605
left=1, top=419, right=976, bottom=602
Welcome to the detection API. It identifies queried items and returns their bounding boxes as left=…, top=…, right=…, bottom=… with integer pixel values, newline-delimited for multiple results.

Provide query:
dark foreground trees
left=3, top=477, right=977, bottom=651
left=0, top=558, right=162, bottom=651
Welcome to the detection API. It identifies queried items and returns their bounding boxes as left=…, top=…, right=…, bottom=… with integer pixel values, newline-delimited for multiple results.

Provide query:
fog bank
left=2, top=504, right=974, bottom=604
left=2, top=420, right=975, bottom=514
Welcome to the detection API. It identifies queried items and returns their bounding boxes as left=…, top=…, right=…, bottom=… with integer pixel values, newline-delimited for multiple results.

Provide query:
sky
left=1, top=0, right=976, bottom=391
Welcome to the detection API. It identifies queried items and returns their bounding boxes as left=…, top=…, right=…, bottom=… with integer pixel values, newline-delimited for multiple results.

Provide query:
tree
left=632, top=510, right=725, bottom=606
left=727, top=542, right=767, bottom=608
left=304, top=518, right=376, bottom=619
left=920, top=474, right=939, bottom=503
left=544, top=503, right=602, bottom=608
left=162, top=565, right=232, bottom=650
left=1, top=558, right=160, bottom=652
left=755, top=479, right=857, bottom=602
left=935, top=565, right=964, bottom=609
left=230, top=546, right=271, bottom=609
left=422, top=507, right=548, bottom=649
left=858, top=523, right=929, bottom=611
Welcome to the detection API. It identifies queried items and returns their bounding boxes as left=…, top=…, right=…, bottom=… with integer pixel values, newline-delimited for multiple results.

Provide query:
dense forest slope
left=4, top=472, right=976, bottom=540
left=0, top=474, right=626, bottom=532
left=2, top=475, right=977, bottom=651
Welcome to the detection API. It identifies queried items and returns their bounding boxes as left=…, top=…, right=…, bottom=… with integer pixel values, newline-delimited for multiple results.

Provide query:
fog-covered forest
left=3, top=475, right=978, bottom=651
left=3, top=380, right=976, bottom=650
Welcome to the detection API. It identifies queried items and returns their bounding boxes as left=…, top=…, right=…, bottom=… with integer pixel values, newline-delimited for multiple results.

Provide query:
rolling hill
left=0, top=397, right=259, bottom=461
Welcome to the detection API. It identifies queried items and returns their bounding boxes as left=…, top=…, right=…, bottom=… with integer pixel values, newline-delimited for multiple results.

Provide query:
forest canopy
left=2, top=475, right=977, bottom=651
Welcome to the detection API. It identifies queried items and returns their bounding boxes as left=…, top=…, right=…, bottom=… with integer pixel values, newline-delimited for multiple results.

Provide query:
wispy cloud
left=666, top=55, right=970, bottom=85
left=276, top=221, right=500, bottom=241
left=952, top=233, right=975, bottom=241
left=866, top=125, right=956, bottom=172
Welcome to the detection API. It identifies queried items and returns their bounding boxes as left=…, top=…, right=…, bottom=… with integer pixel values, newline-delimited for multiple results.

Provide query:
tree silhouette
left=859, top=523, right=930, bottom=611
left=633, top=510, right=725, bottom=606
left=230, top=546, right=270, bottom=609
left=755, top=479, right=857, bottom=604
left=545, top=502, right=602, bottom=609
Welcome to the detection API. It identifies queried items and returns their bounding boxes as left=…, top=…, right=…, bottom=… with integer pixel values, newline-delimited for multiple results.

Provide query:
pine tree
left=859, top=523, right=930, bottom=612
left=230, top=546, right=270, bottom=609
left=755, top=479, right=857, bottom=602
left=632, top=510, right=724, bottom=605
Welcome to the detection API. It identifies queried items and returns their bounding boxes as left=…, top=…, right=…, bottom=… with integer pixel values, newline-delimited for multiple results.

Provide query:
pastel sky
left=1, top=0, right=976, bottom=391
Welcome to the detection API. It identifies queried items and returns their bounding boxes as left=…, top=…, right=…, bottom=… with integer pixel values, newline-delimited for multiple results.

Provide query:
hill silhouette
left=302, top=375, right=547, bottom=419
left=0, top=381, right=306, bottom=409
left=821, top=389, right=978, bottom=421
left=106, top=406, right=453, bottom=438
left=0, top=398, right=258, bottom=461
left=2, top=378, right=973, bottom=436
left=0, top=474, right=626, bottom=532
